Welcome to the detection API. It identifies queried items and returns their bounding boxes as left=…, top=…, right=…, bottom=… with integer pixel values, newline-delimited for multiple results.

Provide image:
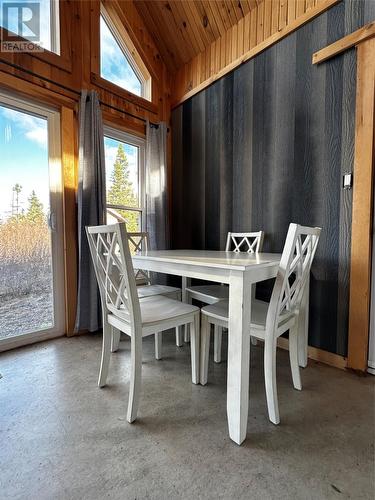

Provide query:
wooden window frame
left=100, top=5, right=151, bottom=101
left=0, top=0, right=72, bottom=72
left=90, top=0, right=157, bottom=114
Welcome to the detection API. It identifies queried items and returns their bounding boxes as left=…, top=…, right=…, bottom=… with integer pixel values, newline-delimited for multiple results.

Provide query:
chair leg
left=98, top=319, right=112, bottom=388
left=111, top=327, right=121, bottom=353
left=127, top=330, right=142, bottom=423
left=289, top=326, right=302, bottom=390
left=190, top=314, right=200, bottom=384
left=200, top=314, right=211, bottom=385
left=264, top=336, right=280, bottom=425
left=182, top=285, right=192, bottom=342
left=213, top=325, right=222, bottom=363
left=175, top=326, right=184, bottom=347
left=155, top=332, right=162, bottom=360
left=184, top=326, right=190, bottom=343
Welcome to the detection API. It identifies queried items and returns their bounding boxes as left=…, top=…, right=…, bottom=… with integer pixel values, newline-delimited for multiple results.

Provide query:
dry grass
left=0, top=218, right=50, bottom=264
left=0, top=218, right=52, bottom=299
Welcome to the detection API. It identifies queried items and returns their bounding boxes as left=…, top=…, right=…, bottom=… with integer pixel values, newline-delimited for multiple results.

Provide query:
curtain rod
left=0, top=58, right=159, bottom=126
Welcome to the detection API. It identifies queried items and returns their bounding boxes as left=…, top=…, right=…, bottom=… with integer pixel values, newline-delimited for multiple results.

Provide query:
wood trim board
left=347, top=38, right=375, bottom=371
left=313, top=23, right=375, bottom=371
left=312, top=21, right=375, bottom=64
left=277, top=338, right=347, bottom=370
left=61, top=107, right=78, bottom=336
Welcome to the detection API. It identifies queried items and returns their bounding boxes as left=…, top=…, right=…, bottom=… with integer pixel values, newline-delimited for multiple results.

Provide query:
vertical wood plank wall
left=173, top=0, right=340, bottom=104
left=171, top=0, right=373, bottom=357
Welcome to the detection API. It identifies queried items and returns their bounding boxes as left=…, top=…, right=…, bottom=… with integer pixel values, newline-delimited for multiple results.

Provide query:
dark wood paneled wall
left=171, top=0, right=374, bottom=356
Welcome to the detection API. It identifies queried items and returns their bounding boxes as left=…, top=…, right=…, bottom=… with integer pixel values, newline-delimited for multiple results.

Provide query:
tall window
left=0, top=90, right=65, bottom=349
left=0, top=0, right=60, bottom=53
left=104, top=127, right=145, bottom=232
left=100, top=6, right=151, bottom=99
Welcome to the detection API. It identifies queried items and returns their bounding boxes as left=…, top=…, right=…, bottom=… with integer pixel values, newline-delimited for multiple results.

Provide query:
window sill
left=91, top=73, right=157, bottom=115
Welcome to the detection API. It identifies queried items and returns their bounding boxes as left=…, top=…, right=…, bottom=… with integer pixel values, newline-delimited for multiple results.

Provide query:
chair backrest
left=86, top=223, right=141, bottom=331
left=266, top=223, right=321, bottom=331
left=225, top=231, right=264, bottom=253
left=127, top=232, right=151, bottom=285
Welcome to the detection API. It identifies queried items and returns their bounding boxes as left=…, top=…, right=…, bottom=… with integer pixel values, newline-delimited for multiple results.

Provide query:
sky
left=100, top=14, right=142, bottom=96
left=0, top=104, right=140, bottom=221
left=0, top=105, right=50, bottom=220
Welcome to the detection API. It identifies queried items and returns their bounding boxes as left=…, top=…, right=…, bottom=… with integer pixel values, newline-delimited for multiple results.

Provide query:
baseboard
left=277, top=337, right=348, bottom=370
left=0, top=331, right=64, bottom=353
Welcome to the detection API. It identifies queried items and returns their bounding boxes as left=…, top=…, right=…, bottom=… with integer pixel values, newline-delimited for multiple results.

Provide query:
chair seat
left=202, top=299, right=295, bottom=332
left=137, top=284, right=181, bottom=299
left=108, top=295, right=199, bottom=327
left=186, top=284, right=229, bottom=302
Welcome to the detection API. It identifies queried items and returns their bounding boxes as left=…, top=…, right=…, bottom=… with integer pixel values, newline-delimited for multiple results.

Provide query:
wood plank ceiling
left=134, top=0, right=263, bottom=72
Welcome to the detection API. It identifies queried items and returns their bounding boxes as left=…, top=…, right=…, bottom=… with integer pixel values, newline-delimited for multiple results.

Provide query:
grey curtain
left=146, top=122, right=169, bottom=285
left=75, top=90, right=106, bottom=332
left=146, top=121, right=169, bottom=250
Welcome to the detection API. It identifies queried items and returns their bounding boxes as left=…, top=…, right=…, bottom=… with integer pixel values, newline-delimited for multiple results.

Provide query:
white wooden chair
left=86, top=223, right=200, bottom=423
left=111, top=231, right=183, bottom=352
left=200, top=223, right=321, bottom=425
left=185, top=231, right=264, bottom=358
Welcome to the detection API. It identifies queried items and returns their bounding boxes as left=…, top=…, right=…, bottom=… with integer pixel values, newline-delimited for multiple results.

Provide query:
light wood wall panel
left=172, top=0, right=341, bottom=105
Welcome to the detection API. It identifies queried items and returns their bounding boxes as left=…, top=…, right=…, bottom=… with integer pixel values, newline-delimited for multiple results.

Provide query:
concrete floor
left=0, top=333, right=374, bottom=500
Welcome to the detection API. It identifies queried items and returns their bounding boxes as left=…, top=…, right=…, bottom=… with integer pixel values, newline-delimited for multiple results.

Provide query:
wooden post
left=61, top=106, right=78, bottom=336
left=313, top=26, right=375, bottom=372
left=347, top=38, right=375, bottom=371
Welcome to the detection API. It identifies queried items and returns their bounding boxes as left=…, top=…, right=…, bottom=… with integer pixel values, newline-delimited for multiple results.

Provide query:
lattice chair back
left=267, top=223, right=321, bottom=331
left=86, top=223, right=141, bottom=332
left=127, top=232, right=151, bottom=285
left=225, top=231, right=264, bottom=253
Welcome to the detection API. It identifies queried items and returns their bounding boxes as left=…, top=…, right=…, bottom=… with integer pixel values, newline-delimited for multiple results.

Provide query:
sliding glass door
left=0, top=91, right=64, bottom=350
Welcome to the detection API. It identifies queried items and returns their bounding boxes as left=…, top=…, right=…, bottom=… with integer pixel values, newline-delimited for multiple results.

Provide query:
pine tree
left=26, top=190, right=45, bottom=222
left=107, top=144, right=139, bottom=231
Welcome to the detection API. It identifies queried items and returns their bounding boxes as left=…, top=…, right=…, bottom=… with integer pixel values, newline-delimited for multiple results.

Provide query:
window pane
left=0, top=104, right=54, bottom=339
left=0, top=0, right=58, bottom=53
left=100, top=15, right=142, bottom=96
left=106, top=208, right=141, bottom=233
left=104, top=136, right=139, bottom=208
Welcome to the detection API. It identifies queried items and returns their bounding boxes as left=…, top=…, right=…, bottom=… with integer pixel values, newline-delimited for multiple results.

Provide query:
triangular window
left=100, top=8, right=150, bottom=99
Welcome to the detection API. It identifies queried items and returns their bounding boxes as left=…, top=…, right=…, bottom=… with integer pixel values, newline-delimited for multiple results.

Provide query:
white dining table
left=132, top=250, right=309, bottom=445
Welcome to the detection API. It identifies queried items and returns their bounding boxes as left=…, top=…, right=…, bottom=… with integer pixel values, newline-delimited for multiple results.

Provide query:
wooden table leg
left=227, top=271, right=251, bottom=445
